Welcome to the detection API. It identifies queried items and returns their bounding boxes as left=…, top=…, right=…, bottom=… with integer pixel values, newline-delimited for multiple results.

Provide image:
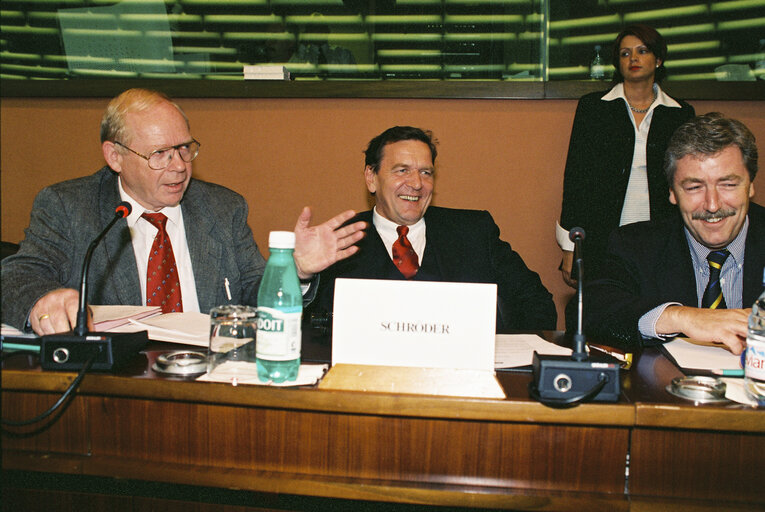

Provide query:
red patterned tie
left=392, top=225, right=419, bottom=279
left=142, top=213, right=183, bottom=313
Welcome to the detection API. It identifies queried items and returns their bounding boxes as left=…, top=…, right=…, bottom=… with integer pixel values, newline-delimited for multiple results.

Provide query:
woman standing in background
left=558, top=24, right=695, bottom=287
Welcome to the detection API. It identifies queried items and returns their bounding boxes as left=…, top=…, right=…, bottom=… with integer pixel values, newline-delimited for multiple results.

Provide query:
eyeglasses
left=114, top=139, right=200, bottom=170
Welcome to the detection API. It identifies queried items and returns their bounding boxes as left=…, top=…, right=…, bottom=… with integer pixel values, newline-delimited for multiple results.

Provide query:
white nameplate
left=331, top=278, right=497, bottom=371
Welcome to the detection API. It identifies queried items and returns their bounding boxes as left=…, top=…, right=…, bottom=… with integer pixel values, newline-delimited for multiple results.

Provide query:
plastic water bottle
left=590, top=45, right=605, bottom=80
left=744, top=268, right=765, bottom=406
left=256, top=231, right=302, bottom=383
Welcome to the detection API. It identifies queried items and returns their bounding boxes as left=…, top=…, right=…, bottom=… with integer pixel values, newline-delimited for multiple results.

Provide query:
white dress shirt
left=372, top=207, right=427, bottom=263
left=118, top=178, right=200, bottom=312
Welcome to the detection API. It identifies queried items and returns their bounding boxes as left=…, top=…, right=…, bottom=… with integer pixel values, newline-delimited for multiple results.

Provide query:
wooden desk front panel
left=630, top=427, right=764, bottom=503
left=1, top=391, right=88, bottom=456
left=3, top=391, right=629, bottom=496
left=88, top=395, right=628, bottom=494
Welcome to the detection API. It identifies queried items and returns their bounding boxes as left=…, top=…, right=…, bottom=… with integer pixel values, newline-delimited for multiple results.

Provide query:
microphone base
left=40, top=331, right=149, bottom=371
left=532, top=352, right=620, bottom=402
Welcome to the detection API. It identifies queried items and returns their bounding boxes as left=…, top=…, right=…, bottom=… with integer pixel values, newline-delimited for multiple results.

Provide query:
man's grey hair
left=664, top=112, right=758, bottom=185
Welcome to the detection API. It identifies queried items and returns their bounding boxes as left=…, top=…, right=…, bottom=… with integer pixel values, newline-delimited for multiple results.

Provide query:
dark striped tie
left=701, top=249, right=730, bottom=309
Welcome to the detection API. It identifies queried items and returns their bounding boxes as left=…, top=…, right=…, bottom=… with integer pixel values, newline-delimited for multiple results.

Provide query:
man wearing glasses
left=1, top=88, right=365, bottom=334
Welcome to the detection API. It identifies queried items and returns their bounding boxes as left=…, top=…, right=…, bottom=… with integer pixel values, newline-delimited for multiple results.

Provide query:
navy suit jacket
left=309, top=207, right=557, bottom=332
left=582, top=202, right=765, bottom=347
left=1, top=166, right=266, bottom=329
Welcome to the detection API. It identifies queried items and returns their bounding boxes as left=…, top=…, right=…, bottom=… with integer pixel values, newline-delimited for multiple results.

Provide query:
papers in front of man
left=106, top=310, right=209, bottom=346
left=495, top=334, right=572, bottom=369
left=663, top=337, right=741, bottom=372
left=91, top=305, right=161, bottom=331
left=243, top=65, right=290, bottom=80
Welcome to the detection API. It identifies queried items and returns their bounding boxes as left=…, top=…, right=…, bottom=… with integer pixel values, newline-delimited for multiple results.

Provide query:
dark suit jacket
left=309, top=207, right=557, bottom=332
left=1, top=166, right=266, bottom=329
left=560, top=88, right=695, bottom=279
left=582, top=203, right=765, bottom=348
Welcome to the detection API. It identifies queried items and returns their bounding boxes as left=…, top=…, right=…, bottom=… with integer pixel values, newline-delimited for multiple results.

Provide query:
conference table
left=2, top=330, right=763, bottom=512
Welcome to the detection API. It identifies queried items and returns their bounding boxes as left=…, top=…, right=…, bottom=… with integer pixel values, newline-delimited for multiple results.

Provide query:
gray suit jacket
left=2, top=166, right=266, bottom=329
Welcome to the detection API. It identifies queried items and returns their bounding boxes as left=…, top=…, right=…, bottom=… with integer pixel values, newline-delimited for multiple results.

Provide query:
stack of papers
left=104, top=309, right=210, bottom=346
left=92, top=305, right=161, bottom=331
left=243, top=65, right=290, bottom=80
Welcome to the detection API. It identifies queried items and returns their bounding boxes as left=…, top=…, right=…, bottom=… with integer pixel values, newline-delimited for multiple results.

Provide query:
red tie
left=392, top=225, right=419, bottom=279
left=142, top=213, right=183, bottom=313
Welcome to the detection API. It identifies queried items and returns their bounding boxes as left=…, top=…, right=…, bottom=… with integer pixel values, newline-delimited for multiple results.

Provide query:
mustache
left=691, top=209, right=736, bottom=221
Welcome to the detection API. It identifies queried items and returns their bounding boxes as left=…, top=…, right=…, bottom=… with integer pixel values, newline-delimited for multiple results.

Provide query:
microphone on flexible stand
left=40, top=202, right=148, bottom=371
left=569, top=227, right=587, bottom=361
left=529, top=227, right=620, bottom=407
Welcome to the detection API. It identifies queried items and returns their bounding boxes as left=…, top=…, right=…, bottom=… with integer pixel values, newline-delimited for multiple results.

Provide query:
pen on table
left=588, top=343, right=633, bottom=369
left=711, top=369, right=744, bottom=377
left=224, top=277, right=232, bottom=302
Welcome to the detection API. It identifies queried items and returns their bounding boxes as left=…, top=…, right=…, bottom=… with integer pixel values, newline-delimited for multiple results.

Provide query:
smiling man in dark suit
left=308, top=126, right=557, bottom=333
left=1, top=88, right=365, bottom=334
left=584, top=113, right=763, bottom=354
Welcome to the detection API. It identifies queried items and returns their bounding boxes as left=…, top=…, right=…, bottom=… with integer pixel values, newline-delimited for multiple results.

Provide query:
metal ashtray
left=152, top=350, right=207, bottom=377
left=666, top=375, right=730, bottom=404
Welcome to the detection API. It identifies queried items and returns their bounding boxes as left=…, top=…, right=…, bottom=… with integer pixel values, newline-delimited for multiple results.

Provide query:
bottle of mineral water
left=256, top=231, right=301, bottom=383
left=590, top=45, right=605, bottom=80
left=744, top=268, right=765, bottom=406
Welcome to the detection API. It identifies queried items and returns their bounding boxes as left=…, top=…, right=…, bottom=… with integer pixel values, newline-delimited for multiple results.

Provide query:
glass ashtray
left=152, top=350, right=207, bottom=377
left=666, top=375, right=729, bottom=404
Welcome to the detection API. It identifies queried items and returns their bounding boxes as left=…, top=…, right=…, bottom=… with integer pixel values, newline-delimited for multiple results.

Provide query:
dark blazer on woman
left=309, top=206, right=557, bottom=333
left=560, top=88, right=695, bottom=280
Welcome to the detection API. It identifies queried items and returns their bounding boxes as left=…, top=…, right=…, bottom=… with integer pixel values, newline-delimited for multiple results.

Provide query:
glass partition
left=1, top=0, right=763, bottom=82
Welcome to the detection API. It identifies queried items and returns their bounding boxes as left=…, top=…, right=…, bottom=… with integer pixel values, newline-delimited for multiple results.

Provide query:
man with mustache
left=308, top=126, right=557, bottom=333
left=1, top=88, right=365, bottom=334
left=583, top=113, right=764, bottom=354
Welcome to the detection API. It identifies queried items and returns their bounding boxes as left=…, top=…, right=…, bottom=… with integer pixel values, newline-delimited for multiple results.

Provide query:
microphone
left=40, top=202, right=148, bottom=371
left=529, top=226, right=620, bottom=406
left=569, top=227, right=586, bottom=360
left=75, top=201, right=132, bottom=336
left=568, top=226, right=585, bottom=243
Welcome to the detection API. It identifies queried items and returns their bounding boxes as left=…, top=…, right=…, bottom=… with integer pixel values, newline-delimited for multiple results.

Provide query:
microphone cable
left=1, top=348, right=97, bottom=428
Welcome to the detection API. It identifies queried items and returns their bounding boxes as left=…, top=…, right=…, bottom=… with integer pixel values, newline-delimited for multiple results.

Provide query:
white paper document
left=722, top=377, right=760, bottom=406
left=197, top=363, right=328, bottom=387
left=663, top=338, right=741, bottom=371
left=331, top=278, right=497, bottom=370
left=108, top=311, right=210, bottom=346
left=91, top=305, right=161, bottom=331
left=494, top=334, right=572, bottom=369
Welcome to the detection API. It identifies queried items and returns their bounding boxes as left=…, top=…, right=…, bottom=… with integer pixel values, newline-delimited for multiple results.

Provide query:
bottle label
left=745, top=332, right=765, bottom=382
left=256, top=307, right=301, bottom=361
